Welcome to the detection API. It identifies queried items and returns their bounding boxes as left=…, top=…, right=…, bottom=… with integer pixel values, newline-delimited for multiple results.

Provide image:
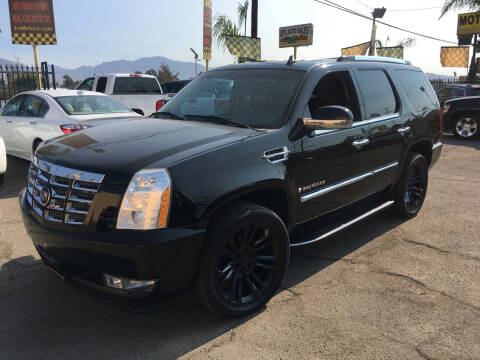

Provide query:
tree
left=440, top=0, right=480, bottom=17
left=62, top=74, right=80, bottom=89
left=237, top=0, right=249, bottom=36
left=146, top=64, right=179, bottom=83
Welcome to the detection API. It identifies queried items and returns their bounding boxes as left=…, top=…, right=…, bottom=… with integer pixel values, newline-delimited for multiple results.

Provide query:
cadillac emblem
left=39, top=186, right=51, bottom=207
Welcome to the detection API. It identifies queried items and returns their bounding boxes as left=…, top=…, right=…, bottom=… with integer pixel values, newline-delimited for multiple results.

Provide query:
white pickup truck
left=76, top=74, right=168, bottom=116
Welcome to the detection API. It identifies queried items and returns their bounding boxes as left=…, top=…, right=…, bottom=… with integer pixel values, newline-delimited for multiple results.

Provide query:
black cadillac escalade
left=21, top=56, right=442, bottom=317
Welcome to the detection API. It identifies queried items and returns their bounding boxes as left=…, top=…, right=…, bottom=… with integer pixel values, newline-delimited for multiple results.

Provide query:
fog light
left=103, top=274, right=157, bottom=292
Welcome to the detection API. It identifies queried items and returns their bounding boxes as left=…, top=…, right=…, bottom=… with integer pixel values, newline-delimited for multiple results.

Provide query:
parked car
left=443, top=96, right=480, bottom=139
left=76, top=74, right=169, bottom=116
left=0, top=134, right=6, bottom=185
left=160, top=79, right=191, bottom=97
left=436, top=84, right=480, bottom=105
left=21, top=56, right=442, bottom=317
left=0, top=89, right=142, bottom=161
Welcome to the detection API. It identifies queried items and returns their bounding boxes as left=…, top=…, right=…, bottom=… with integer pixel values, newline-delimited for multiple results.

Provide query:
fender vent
left=263, top=146, right=290, bottom=164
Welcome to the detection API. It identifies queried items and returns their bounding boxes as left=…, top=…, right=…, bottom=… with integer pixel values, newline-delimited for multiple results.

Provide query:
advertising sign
left=279, top=24, right=313, bottom=48
left=225, top=36, right=261, bottom=61
left=203, top=0, right=212, bottom=60
left=457, top=11, right=480, bottom=36
left=9, top=0, right=57, bottom=45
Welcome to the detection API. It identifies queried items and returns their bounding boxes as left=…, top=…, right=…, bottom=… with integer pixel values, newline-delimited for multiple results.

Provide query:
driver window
left=306, top=71, right=361, bottom=121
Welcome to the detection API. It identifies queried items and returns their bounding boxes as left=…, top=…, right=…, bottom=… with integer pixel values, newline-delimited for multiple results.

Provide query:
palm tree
left=440, top=0, right=480, bottom=17
left=237, top=0, right=249, bottom=36
left=213, top=15, right=240, bottom=52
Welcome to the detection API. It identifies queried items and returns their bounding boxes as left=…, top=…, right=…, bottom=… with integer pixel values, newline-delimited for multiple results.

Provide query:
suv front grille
left=26, top=158, right=105, bottom=225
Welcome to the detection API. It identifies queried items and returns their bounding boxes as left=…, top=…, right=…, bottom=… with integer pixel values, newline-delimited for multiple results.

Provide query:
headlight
left=117, top=169, right=172, bottom=230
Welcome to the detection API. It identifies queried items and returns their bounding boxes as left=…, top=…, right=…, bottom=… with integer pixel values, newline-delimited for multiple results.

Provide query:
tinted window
left=157, top=69, right=304, bottom=129
left=113, top=77, right=161, bottom=94
left=471, top=88, right=480, bottom=96
left=396, top=70, right=439, bottom=112
left=77, top=77, right=94, bottom=91
left=56, top=95, right=132, bottom=115
left=19, top=95, right=49, bottom=117
left=356, top=70, right=397, bottom=119
left=2, top=95, right=25, bottom=116
left=96, top=77, right=108, bottom=93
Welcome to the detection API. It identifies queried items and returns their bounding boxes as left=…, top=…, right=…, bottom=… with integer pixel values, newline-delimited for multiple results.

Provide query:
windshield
left=155, top=69, right=304, bottom=129
left=56, top=95, right=133, bottom=115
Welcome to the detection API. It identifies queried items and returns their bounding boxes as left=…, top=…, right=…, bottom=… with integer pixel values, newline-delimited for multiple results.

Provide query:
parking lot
left=0, top=134, right=478, bottom=359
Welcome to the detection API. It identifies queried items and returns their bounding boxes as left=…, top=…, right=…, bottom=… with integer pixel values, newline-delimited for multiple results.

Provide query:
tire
left=392, top=153, right=428, bottom=219
left=0, top=173, right=4, bottom=186
left=195, top=202, right=290, bottom=317
left=453, top=114, right=479, bottom=139
left=32, top=139, right=43, bottom=157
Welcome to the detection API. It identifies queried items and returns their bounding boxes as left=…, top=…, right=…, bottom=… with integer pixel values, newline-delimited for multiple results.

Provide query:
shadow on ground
left=442, top=132, right=480, bottom=150
left=0, top=211, right=404, bottom=359
left=0, top=155, right=29, bottom=200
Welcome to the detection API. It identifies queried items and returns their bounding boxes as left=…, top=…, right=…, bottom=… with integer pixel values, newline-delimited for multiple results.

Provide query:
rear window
left=395, top=70, right=439, bottom=112
left=356, top=70, right=397, bottom=119
left=113, top=77, right=162, bottom=94
left=56, top=95, right=132, bottom=115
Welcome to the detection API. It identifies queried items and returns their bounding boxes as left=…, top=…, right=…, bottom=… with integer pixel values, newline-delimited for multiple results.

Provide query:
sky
left=0, top=0, right=467, bottom=75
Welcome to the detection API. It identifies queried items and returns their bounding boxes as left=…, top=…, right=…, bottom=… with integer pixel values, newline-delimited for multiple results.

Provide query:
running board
left=290, top=201, right=395, bottom=247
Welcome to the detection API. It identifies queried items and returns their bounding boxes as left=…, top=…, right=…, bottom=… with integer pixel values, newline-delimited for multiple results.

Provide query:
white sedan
left=0, top=89, right=142, bottom=161
left=0, top=134, right=6, bottom=185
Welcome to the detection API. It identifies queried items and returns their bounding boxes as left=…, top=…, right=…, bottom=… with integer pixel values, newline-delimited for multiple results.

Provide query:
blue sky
left=0, top=0, right=462, bottom=75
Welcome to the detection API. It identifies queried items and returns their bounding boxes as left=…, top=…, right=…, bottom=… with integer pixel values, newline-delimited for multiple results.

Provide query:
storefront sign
left=279, top=24, right=313, bottom=48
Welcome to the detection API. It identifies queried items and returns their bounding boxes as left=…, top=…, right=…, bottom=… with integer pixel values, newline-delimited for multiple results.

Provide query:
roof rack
left=337, top=55, right=411, bottom=65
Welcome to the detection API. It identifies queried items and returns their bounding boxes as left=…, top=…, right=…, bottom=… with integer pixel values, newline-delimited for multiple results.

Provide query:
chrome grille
left=26, top=158, right=104, bottom=225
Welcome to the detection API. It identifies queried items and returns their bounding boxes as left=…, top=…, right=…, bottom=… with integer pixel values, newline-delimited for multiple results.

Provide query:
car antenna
left=287, top=55, right=295, bottom=65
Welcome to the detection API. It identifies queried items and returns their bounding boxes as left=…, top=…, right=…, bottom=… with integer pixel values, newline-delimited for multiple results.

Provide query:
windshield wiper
left=151, top=111, right=185, bottom=120
left=184, top=114, right=253, bottom=130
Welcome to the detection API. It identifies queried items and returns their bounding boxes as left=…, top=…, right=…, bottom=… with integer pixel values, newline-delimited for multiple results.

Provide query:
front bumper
left=20, top=188, right=206, bottom=301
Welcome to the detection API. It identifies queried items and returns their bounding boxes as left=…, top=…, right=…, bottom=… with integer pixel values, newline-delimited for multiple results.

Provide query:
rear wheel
left=0, top=173, right=4, bottom=186
left=195, top=202, right=290, bottom=317
left=392, top=153, right=428, bottom=219
left=453, top=114, right=478, bottom=139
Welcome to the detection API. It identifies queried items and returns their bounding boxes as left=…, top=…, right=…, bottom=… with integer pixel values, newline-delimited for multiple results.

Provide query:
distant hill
left=0, top=56, right=205, bottom=82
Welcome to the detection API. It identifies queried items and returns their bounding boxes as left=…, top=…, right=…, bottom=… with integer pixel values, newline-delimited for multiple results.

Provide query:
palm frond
left=213, top=14, right=240, bottom=52
left=237, top=0, right=249, bottom=35
left=440, top=0, right=480, bottom=18
left=396, top=37, right=416, bottom=48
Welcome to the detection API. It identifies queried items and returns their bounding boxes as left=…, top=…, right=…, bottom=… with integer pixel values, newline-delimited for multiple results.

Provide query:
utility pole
left=251, top=0, right=258, bottom=38
left=369, top=7, right=386, bottom=56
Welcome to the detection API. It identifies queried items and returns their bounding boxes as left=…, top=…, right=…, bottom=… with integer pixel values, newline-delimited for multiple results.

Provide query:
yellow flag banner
left=376, top=47, right=403, bottom=59
left=225, top=36, right=261, bottom=61
left=341, top=42, right=370, bottom=56
left=440, top=46, right=469, bottom=68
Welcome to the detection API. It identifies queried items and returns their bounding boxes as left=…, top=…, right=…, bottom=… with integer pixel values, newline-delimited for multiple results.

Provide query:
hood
left=37, top=118, right=258, bottom=183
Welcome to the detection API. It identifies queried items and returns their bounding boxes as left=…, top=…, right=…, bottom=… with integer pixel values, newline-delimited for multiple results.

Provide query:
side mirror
left=304, top=105, right=354, bottom=131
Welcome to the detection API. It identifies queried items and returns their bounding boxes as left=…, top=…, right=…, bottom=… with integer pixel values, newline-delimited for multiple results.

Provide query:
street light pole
left=190, top=48, right=199, bottom=77
left=369, top=7, right=386, bottom=56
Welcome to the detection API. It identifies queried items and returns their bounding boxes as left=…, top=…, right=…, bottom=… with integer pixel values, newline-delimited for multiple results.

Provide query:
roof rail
left=337, top=55, right=411, bottom=65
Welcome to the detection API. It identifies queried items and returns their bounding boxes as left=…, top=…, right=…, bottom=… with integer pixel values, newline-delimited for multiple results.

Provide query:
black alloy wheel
left=196, top=202, right=289, bottom=317
left=392, top=152, right=428, bottom=219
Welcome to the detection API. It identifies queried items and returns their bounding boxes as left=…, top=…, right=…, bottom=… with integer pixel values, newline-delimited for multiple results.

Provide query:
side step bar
left=290, top=201, right=395, bottom=247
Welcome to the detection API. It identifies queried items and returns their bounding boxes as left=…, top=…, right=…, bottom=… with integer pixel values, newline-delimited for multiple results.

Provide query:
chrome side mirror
left=303, top=105, right=354, bottom=131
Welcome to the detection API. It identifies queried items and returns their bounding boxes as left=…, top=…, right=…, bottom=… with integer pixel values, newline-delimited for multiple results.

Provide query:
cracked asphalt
left=0, top=135, right=479, bottom=359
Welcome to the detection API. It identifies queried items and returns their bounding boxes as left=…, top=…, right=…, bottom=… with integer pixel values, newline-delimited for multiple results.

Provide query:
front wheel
left=392, top=153, right=428, bottom=219
left=195, top=202, right=290, bottom=317
left=453, top=114, right=478, bottom=139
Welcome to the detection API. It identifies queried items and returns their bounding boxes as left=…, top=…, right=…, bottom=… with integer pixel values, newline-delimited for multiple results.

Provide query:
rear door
left=0, top=95, right=26, bottom=156
left=352, top=67, right=405, bottom=194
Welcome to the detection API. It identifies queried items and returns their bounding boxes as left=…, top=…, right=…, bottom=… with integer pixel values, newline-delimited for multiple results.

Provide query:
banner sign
left=203, top=0, right=212, bottom=60
left=376, top=46, right=404, bottom=59
left=9, top=0, right=57, bottom=45
left=457, top=11, right=480, bottom=36
left=225, top=36, right=261, bottom=61
left=440, top=46, right=469, bottom=68
left=279, top=24, right=313, bottom=48
left=341, top=42, right=370, bottom=56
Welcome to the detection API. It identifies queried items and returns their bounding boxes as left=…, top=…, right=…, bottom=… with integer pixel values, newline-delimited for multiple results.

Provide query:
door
left=353, top=68, right=405, bottom=193
left=15, top=95, right=50, bottom=159
left=0, top=95, right=26, bottom=156
left=292, top=70, right=376, bottom=223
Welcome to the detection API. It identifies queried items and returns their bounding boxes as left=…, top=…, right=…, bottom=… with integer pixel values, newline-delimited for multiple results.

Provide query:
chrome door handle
left=6, top=120, right=12, bottom=124
left=352, top=139, right=370, bottom=148
left=397, top=126, right=411, bottom=134
left=29, top=121, right=37, bottom=125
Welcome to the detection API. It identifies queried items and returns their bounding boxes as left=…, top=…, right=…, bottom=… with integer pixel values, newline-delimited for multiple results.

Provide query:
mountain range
left=0, top=56, right=205, bottom=82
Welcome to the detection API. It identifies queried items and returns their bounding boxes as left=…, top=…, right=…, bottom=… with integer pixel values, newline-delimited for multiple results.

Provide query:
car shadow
left=442, top=132, right=480, bottom=150
left=0, top=212, right=405, bottom=359
left=0, top=155, right=29, bottom=200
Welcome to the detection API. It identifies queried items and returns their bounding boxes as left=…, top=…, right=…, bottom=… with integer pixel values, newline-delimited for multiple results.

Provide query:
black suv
left=21, top=56, right=442, bottom=317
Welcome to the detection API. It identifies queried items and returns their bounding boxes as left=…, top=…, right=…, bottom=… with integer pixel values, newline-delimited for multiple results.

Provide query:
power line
left=314, top=0, right=457, bottom=45
left=351, top=0, right=440, bottom=12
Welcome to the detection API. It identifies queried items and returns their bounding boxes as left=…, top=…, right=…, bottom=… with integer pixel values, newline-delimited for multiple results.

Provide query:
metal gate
left=0, top=62, right=56, bottom=105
